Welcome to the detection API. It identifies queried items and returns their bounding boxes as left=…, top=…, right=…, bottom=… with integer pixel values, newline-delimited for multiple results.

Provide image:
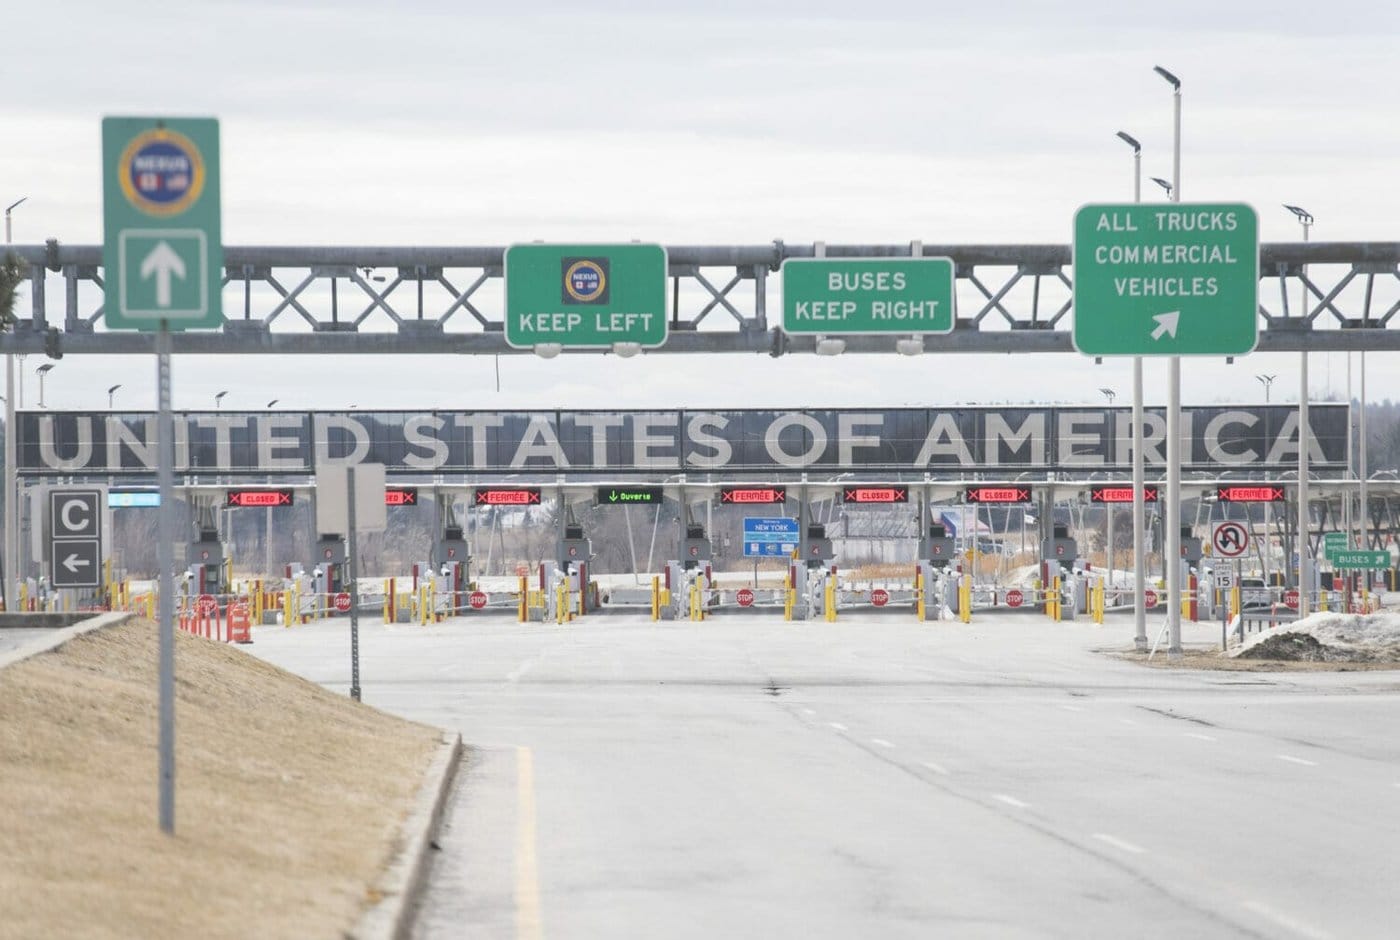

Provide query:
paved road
left=248, top=610, right=1400, bottom=939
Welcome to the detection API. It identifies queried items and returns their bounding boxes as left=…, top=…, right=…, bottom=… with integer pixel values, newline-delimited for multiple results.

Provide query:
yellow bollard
left=519, top=575, right=529, bottom=624
left=959, top=576, right=971, bottom=624
left=1051, top=576, right=1061, bottom=622
left=824, top=577, right=836, bottom=623
left=651, top=575, right=660, bottom=622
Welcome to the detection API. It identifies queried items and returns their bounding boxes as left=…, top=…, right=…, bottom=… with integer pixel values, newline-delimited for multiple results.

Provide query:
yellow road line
left=516, top=746, right=543, bottom=940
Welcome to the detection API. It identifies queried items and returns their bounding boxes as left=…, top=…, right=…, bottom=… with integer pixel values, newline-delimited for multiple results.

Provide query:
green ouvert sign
left=505, top=243, right=667, bottom=350
left=102, top=117, right=223, bottom=331
left=780, top=258, right=955, bottom=335
left=1072, top=203, right=1258, bottom=356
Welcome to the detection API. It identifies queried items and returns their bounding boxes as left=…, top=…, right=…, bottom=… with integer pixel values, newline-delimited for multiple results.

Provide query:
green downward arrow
left=609, top=490, right=619, bottom=502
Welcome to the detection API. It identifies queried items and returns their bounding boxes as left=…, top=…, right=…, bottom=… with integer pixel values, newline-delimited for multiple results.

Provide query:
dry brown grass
left=0, top=619, right=440, bottom=940
left=1106, top=646, right=1400, bottom=672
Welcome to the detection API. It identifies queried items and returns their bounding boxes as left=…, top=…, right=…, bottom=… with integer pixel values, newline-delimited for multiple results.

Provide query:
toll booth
left=1041, top=524, right=1079, bottom=618
left=185, top=529, right=229, bottom=595
left=803, top=523, right=834, bottom=567
left=681, top=523, right=712, bottom=569
left=314, top=535, right=348, bottom=601
left=433, top=524, right=470, bottom=601
left=915, top=522, right=959, bottom=621
left=558, top=522, right=591, bottom=571
left=433, top=496, right=471, bottom=599
left=919, top=522, right=956, bottom=568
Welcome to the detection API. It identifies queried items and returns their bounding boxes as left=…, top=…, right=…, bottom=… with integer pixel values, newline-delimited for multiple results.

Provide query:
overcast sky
left=3, top=1, right=1397, bottom=413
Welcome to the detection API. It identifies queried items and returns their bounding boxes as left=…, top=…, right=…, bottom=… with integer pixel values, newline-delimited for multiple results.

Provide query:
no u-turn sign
left=1212, top=521, right=1249, bottom=558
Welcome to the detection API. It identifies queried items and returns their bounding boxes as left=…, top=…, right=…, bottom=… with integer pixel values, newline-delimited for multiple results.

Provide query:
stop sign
left=1284, top=589, right=1300, bottom=610
left=736, top=588, right=754, bottom=607
left=1144, top=588, right=1159, bottom=608
left=333, top=591, right=352, bottom=613
left=871, top=588, right=890, bottom=607
left=196, top=594, right=217, bottom=616
left=469, top=591, right=488, bottom=610
left=1006, top=589, right=1024, bottom=608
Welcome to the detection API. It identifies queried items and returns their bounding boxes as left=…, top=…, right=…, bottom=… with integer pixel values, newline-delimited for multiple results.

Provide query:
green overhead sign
left=1323, top=532, right=1349, bottom=557
left=102, top=117, right=223, bottom=331
left=505, top=243, right=667, bottom=350
left=1072, top=203, right=1258, bottom=356
left=781, top=258, right=955, bottom=335
left=1329, top=549, right=1389, bottom=570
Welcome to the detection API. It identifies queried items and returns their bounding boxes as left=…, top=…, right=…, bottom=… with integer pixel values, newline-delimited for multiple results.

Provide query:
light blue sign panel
left=743, top=516, right=799, bottom=558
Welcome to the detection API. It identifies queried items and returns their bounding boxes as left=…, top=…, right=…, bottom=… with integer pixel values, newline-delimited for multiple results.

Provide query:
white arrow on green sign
left=1072, top=203, right=1258, bottom=356
left=781, top=258, right=955, bottom=335
left=102, top=117, right=223, bottom=331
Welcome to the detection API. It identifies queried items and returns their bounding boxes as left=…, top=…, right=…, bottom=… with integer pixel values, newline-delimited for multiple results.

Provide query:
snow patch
left=1230, top=609, right=1400, bottom=662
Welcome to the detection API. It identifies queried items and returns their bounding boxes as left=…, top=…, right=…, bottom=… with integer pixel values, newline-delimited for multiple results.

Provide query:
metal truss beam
left=2, top=241, right=1397, bottom=355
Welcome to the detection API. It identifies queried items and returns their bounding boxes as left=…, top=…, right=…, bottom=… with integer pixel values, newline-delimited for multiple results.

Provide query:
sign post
left=1074, top=200, right=1259, bottom=660
left=104, top=116, right=223, bottom=836
left=505, top=243, right=667, bottom=351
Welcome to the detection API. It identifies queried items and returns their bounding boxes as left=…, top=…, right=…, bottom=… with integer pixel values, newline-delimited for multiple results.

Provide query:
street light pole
left=108, top=384, right=122, bottom=409
left=4, top=196, right=26, bottom=611
left=1117, top=130, right=1149, bottom=651
left=1099, top=386, right=1117, bottom=576
left=215, top=390, right=228, bottom=410
left=36, top=363, right=53, bottom=409
left=1256, top=373, right=1276, bottom=404
left=1285, top=204, right=1313, bottom=615
left=1154, top=64, right=1183, bottom=658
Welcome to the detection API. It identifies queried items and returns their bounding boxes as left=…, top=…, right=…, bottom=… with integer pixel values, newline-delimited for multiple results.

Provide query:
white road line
left=871, top=738, right=895, bottom=749
left=1242, top=900, right=1334, bottom=940
left=1061, top=704, right=1084, bottom=712
left=1278, top=755, right=1318, bottom=767
left=1119, top=718, right=1139, bottom=726
left=801, top=708, right=817, bottom=716
left=506, top=660, right=535, bottom=683
left=920, top=761, right=949, bottom=776
left=1093, top=833, right=1146, bottom=855
left=1184, top=732, right=1217, bottom=741
left=829, top=722, right=847, bottom=732
left=994, top=794, right=1029, bottom=808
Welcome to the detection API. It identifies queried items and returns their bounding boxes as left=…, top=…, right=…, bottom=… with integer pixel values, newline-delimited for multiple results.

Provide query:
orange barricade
left=228, top=600, right=253, bottom=644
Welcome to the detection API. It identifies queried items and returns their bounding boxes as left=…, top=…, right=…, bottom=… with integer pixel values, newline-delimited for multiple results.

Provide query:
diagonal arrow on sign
left=1150, top=311, right=1180, bottom=341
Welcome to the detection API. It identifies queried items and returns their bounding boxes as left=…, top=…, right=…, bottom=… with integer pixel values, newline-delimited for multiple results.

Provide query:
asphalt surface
left=247, top=608, right=1400, bottom=940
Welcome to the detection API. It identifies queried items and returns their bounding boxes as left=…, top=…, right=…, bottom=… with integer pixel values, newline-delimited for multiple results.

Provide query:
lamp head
left=1153, top=65, right=1181, bottom=89
left=1115, top=131, right=1141, bottom=153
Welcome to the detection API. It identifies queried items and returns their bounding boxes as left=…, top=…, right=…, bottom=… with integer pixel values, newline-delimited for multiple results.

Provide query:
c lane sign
left=49, top=489, right=104, bottom=588
left=1072, top=203, right=1258, bottom=356
left=1211, top=521, right=1250, bottom=558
